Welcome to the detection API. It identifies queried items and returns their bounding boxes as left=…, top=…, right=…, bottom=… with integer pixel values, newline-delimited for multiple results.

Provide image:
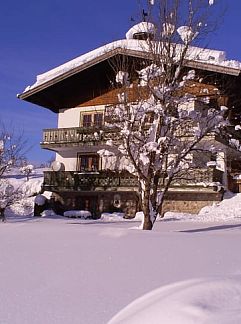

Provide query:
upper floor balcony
left=41, top=126, right=121, bottom=151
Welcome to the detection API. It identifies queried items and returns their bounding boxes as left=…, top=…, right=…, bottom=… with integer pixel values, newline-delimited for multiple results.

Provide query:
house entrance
left=75, top=195, right=98, bottom=217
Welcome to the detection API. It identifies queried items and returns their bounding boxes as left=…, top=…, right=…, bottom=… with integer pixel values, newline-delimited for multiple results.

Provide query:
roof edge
left=18, top=46, right=241, bottom=101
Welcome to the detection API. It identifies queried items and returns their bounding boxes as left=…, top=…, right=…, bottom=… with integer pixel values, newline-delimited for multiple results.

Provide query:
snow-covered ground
left=1, top=215, right=241, bottom=324
left=1, top=170, right=241, bottom=323
left=109, top=276, right=241, bottom=323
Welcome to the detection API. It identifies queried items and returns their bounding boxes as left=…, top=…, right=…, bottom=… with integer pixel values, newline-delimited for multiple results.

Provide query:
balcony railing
left=42, top=168, right=223, bottom=192
left=41, top=125, right=222, bottom=150
left=171, top=168, right=223, bottom=186
left=41, top=126, right=121, bottom=147
left=43, top=170, right=138, bottom=191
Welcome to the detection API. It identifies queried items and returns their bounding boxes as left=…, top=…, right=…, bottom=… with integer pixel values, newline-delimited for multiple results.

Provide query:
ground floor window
left=77, top=153, right=100, bottom=172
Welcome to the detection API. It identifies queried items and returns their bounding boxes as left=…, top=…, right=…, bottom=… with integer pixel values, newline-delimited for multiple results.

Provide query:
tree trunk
left=141, top=182, right=154, bottom=230
left=143, top=215, right=153, bottom=230
left=0, top=208, right=6, bottom=222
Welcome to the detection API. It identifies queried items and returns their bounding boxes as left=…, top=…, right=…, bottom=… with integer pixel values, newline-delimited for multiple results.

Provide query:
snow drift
left=108, top=276, right=241, bottom=324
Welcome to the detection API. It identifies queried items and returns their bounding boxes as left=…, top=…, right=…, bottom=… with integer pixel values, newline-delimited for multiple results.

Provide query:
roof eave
left=18, top=47, right=126, bottom=100
left=18, top=47, right=241, bottom=102
left=185, top=60, right=240, bottom=76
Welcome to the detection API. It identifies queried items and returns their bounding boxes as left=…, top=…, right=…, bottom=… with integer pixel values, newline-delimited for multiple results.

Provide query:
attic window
left=133, top=32, right=154, bottom=40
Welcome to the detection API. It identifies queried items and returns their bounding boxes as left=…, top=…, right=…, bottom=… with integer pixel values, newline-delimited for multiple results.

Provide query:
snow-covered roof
left=20, top=38, right=241, bottom=98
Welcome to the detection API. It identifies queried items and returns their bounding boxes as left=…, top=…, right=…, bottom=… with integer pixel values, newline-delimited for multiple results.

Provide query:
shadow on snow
left=179, top=223, right=241, bottom=233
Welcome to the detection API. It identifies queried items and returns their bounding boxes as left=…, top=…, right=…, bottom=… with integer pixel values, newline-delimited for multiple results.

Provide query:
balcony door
left=77, top=153, right=100, bottom=172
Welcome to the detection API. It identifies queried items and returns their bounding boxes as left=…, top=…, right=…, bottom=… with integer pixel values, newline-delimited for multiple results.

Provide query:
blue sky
left=1, top=1, right=241, bottom=164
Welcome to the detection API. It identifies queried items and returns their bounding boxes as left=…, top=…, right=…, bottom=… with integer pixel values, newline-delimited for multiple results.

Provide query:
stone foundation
left=162, top=191, right=224, bottom=214
left=51, top=191, right=139, bottom=218
left=50, top=190, right=223, bottom=218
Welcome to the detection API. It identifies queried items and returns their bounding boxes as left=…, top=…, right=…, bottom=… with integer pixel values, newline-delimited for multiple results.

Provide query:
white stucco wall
left=56, top=105, right=106, bottom=171
left=56, top=152, right=77, bottom=170
left=55, top=144, right=118, bottom=171
left=216, top=151, right=228, bottom=188
left=58, top=105, right=105, bottom=128
left=216, top=151, right=226, bottom=172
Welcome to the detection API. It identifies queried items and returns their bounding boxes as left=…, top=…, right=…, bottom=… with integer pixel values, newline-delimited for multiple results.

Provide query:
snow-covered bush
left=0, top=179, right=23, bottom=221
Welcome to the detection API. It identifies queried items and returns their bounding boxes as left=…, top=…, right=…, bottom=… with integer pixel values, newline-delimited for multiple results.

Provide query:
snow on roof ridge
left=23, top=39, right=241, bottom=93
left=125, top=22, right=156, bottom=39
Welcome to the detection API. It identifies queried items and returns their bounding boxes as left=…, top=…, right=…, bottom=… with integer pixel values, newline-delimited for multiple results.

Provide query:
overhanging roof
left=18, top=40, right=241, bottom=112
left=18, top=49, right=149, bottom=112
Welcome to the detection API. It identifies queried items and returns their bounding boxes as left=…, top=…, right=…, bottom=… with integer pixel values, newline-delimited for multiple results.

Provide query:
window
left=94, top=113, right=103, bottom=127
left=83, top=114, right=92, bottom=128
left=80, top=156, right=89, bottom=170
left=81, top=112, right=103, bottom=128
left=77, top=154, right=100, bottom=172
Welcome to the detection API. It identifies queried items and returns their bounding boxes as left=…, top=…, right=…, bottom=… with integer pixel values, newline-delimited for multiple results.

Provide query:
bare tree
left=0, top=122, right=29, bottom=177
left=106, top=0, right=235, bottom=229
left=0, top=121, right=29, bottom=221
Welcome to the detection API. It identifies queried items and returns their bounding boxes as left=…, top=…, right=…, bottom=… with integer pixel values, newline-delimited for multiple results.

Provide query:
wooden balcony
left=171, top=168, right=224, bottom=186
left=43, top=170, right=138, bottom=192
left=42, top=168, right=224, bottom=193
left=41, top=126, right=121, bottom=151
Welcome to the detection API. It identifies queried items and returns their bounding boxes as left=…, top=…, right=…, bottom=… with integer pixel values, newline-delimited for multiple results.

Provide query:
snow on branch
left=0, top=123, right=29, bottom=178
left=111, top=1, right=237, bottom=230
left=177, top=26, right=199, bottom=44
